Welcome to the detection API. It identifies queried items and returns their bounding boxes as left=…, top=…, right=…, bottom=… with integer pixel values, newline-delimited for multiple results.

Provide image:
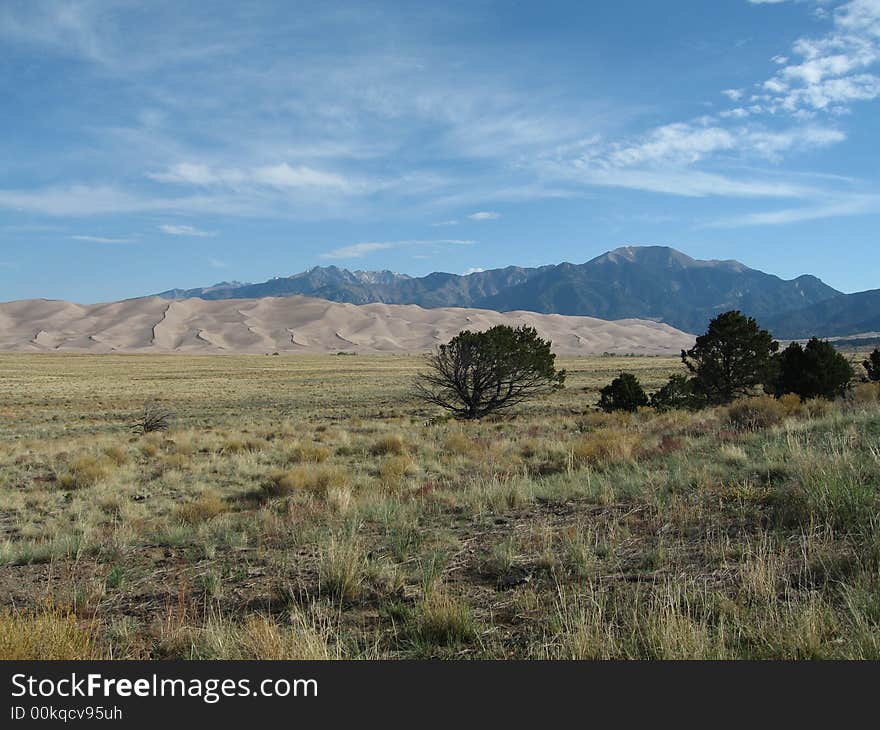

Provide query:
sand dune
left=0, top=295, right=695, bottom=355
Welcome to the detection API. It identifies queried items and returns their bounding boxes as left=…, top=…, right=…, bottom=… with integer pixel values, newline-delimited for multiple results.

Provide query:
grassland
left=1, top=352, right=879, bottom=659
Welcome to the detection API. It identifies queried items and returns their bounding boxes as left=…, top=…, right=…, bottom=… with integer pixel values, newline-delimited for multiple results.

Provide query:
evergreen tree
left=681, top=311, right=778, bottom=405
left=864, top=348, right=880, bottom=382
left=772, top=338, right=854, bottom=400
left=415, top=325, right=565, bottom=419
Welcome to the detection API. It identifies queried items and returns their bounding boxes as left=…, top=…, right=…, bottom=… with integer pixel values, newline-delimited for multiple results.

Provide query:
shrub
left=262, top=465, right=349, bottom=499
left=131, top=399, right=171, bottom=434
left=443, top=432, right=474, bottom=456
left=771, top=338, right=854, bottom=400
left=682, top=311, right=778, bottom=405
left=285, top=442, right=330, bottom=464
left=597, top=373, right=648, bottom=413
left=850, top=382, right=880, bottom=405
left=415, top=325, right=565, bottom=419
left=177, top=494, right=226, bottom=524
left=221, top=436, right=264, bottom=454
left=571, top=428, right=640, bottom=466
left=58, top=455, right=113, bottom=490
left=778, top=393, right=804, bottom=417
left=370, top=434, right=407, bottom=456
left=413, top=590, right=476, bottom=647
left=0, top=607, right=97, bottom=660
left=379, top=455, right=417, bottom=486
left=102, top=445, right=129, bottom=466
left=650, top=374, right=705, bottom=412
left=864, top=348, right=880, bottom=382
left=726, top=396, right=785, bottom=430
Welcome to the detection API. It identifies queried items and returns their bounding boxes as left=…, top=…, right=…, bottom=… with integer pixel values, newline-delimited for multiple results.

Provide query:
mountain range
left=159, top=246, right=874, bottom=338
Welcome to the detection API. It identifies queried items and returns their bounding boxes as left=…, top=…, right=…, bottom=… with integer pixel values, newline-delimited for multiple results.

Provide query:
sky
left=1, top=0, right=879, bottom=302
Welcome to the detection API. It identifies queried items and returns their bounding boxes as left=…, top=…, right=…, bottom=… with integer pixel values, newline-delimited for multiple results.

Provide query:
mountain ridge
left=157, top=245, right=868, bottom=337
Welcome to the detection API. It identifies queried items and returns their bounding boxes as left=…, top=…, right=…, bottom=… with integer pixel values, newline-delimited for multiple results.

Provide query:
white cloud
left=467, top=211, right=501, bottom=220
left=321, top=239, right=475, bottom=260
left=722, top=88, right=745, bottom=101
left=150, top=162, right=365, bottom=193
left=159, top=224, right=216, bottom=237
left=431, top=219, right=459, bottom=226
left=754, top=0, right=880, bottom=114
left=607, top=123, right=736, bottom=167
left=568, top=167, right=820, bottom=198
left=464, top=267, right=485, bottom=274
left=70, top=234, right=132, bottom=244
left=209, top=258, right=228, bottom=269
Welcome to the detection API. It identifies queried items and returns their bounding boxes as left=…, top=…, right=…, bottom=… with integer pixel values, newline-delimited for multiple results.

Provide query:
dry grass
left=0, top=606, right=98, bottom=660
left=0, top=352, right=878, bottom=659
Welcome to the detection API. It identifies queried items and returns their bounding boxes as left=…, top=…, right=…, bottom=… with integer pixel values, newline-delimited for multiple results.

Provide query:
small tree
left=771, top=338, right=854, bottom=400
left=650, top=373, right=705, bottom=412
left=415, top=325, right=565, bottom=419
left=598, top=372, right=648, bottom=413
left=864, top=348, right=880, bottom=382
left=682, top=310, right=778, bottom=405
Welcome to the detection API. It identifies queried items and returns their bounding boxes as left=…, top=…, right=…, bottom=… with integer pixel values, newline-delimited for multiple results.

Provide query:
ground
left=1, top=353, right=879, bottom=659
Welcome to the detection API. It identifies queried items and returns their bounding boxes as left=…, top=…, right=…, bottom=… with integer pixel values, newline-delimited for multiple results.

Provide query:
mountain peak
left=154, top=245, right=848, bottom=336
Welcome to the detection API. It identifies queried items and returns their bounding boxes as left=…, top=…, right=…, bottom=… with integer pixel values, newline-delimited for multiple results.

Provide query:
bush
left=443, top=432, right=474, bottom=456
left=726, top=396, right=785, bottom=431
left=284, top=442, right=330, bottom=464
left=379, top=455, right=417, bottom=487
left=58, top=455, right=114, bottom=490
left=597, top=373, right=648, bottom=413
left=412, top=590, right=476, bottom=647
left=650, top=374, right=705, bottom=412
left=262, top=465, right=349, bottom=499
left=771, top=338, right=854, bottom=400
left=850, top=382, right=880, bottom=405
left=0, top=607, right=97, bottom=660
left=864, top=348, right=880, bottom=382
left=131, top=399, right=171, bottom=434
left=177, top=493, right=226, bottom=524
left=370, top=434, right=407, bottom=456
left=571, top=428, right=640, bottom=466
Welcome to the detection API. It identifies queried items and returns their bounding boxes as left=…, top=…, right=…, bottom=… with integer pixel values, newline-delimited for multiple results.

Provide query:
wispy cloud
left=159, top=224, right=216, bottom=237
left=321, top=239, right=475, bottom=260
left=70, top=234, right=133, bottom=244
left=0, top=0, right=876, bottom=238
left=705, top=193, right=880, bottom=226
left=150, top=162, right=369, bottom=194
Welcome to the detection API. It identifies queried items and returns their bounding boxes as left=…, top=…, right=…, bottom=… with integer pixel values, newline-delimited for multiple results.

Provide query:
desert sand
left=0, top=295, right=695, bottom=355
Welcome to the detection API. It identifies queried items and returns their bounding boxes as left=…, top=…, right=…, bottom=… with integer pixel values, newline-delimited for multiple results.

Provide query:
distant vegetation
left=599, top=311, right=866, bottom=414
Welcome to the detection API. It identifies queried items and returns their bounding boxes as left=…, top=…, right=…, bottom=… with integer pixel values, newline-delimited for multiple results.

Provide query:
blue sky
left=1, top=0, right=879, bottom=302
